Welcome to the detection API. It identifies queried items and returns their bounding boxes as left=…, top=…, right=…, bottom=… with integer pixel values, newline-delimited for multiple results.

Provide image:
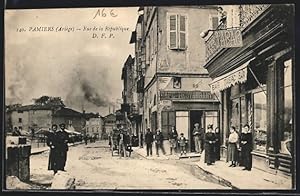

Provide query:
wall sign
left=205, top=28, right=243, bottom=62
left=160, top=91, right=215, bottom=100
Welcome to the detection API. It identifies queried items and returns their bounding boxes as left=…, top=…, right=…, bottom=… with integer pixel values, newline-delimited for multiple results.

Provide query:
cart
left=111, top=129, right=120, bottom=156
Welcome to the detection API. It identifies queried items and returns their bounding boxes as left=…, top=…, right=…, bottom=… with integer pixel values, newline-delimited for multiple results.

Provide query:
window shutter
left=169, top=14, right=177, bottom=49
left=178, top=15, right=186, bottom=49
left=209, top=15, right=219, bottom=30
left=212, top=16, right=219, bottom=29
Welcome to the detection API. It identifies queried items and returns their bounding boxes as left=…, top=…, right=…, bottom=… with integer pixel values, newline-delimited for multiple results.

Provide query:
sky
left=5, top=7, right=139, bottom=116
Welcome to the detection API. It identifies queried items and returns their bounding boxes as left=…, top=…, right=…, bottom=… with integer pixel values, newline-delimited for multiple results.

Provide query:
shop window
left=230, top=98, right=240, bottom=133
left=253, top=91, right=267, bottom=152
left=161, top=111, right=175, bottom=138
left=176, top=111, right=189, bottom=138
left=280, top=59, right=293, bottom=155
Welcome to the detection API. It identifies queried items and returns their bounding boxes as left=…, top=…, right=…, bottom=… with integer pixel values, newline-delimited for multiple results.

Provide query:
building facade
left=203, top=4, right=294, bottom=177
left=137, top=6, right=220, bottom=152
left=103, top=113, right=117, bottom=135
left=7, top=105, right=86, bottom=135
left=83, top=112, right=104, bottom=138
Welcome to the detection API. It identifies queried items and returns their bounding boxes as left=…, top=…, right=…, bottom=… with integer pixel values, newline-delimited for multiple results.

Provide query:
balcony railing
left=239, top=4, right=271, bottom=30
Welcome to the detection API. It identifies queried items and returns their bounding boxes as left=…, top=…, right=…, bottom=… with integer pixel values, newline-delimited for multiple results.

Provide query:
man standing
left=154, top=129, right=166, bottom=157
left=193, top=123, right=203, bottom=153
left=57, top=123, right=69, bottom=171
left=241, top=124, right=253, bottom=171
left=168, top=126, right=178, bottom=155
left=145, top=128, right=153, bottom=157
left=47, top=124, right=68, bottom=174
left=118, top=129, right=127, bottom=158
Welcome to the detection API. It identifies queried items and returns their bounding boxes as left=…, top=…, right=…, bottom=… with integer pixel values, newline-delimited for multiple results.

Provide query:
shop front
left=203, top=4, right=294, bottom=176
left=158, top=90, right=219, bottom=152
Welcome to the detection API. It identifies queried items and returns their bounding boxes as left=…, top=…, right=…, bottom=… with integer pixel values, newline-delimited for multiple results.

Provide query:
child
left=178, top=133, right=188, bottom=156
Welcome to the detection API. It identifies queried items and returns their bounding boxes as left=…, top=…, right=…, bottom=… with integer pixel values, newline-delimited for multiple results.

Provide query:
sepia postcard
left=3, top=2, right=296, bottom=192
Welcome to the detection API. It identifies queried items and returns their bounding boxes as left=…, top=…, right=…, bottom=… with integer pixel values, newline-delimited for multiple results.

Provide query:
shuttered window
left=168, top=13, right=187, bottom=50
left=209, top=15, right=219, bottom=30
left=179, top=15, right=186, bottom=49
left=161, top=111, right=176, bottom=138
left=169, top=15, right=177, bottom=49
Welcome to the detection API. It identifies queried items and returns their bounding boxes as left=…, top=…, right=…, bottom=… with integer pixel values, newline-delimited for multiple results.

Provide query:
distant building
left=6, top=104, right=85, bottom=136
left=103, top=113, right=117, bottom=135
left=83, top=112, right=104, bottom=138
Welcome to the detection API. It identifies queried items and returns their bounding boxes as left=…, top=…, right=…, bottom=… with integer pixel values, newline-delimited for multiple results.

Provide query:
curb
left=194, top=163, right=239, bottom=189
left=30, top=142, right=84, bottom=155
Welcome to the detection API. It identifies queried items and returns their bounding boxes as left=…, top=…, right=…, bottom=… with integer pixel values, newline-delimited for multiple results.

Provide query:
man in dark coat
left=47, top=124, right=68, bottom=174
left=154, top=129, right=166, bottom=156
left=241, top=124, right=253, bottom=171
left=214, top=127, right=221, bottom=161
left=145, top=128, right=153, bottom=156
left=204, top=125, right=216, bottom=166
left=58, top=123, right=69, bottom=170
left=168, top=126, right=178, bottom=155
left=47, top=124, right=58, bottom=174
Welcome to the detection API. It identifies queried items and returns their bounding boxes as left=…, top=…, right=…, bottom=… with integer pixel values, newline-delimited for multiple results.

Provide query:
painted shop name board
left=205, top=28, right=243, bottom=62
left=210, top=64, right=248, bottom=93
left=160, top=91, right=215, bottom=100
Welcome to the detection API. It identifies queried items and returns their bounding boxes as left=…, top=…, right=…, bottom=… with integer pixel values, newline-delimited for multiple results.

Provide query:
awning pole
left=248, top=67, right=267, bottom=96
left=213, top=92, right=222, bottom=104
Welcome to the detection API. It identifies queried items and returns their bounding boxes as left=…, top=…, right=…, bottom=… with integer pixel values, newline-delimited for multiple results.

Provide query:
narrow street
left=29, top=141, right=228, bottom=189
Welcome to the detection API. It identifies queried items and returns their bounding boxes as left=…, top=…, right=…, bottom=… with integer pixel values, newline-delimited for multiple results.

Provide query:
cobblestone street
left=29, top=141, right=228, bottom=190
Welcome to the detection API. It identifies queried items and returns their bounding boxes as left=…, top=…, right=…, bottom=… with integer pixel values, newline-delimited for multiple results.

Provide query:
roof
left=8, top=104, right=60, bottom=112
left=103, top=113, right=116, bottom=121
left=83, top=112, right=101, bottom=120
left=52, top=107, right=82, bottom=117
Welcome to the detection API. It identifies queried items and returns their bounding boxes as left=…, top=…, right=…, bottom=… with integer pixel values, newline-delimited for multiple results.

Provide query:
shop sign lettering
left=160, top=91, right=216, bottom=100
left=205, top=28, right=243, bottom=62
left=210, top=66, right=247, bottom=93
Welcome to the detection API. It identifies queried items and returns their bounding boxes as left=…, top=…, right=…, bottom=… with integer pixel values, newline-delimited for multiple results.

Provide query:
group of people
left=144, top=128, right=166, bottom=157
left=144, top=126, right=193, bottom=157
left=46, top=123, right=69, bottom=174
left=142, top=123, right=252, bottom=171
left=227, top=124, right=253, bottom=171
left=203, top=124, right=253, bottom=171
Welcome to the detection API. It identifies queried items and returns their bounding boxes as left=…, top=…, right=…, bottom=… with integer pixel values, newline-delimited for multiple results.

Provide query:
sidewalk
left=133, top=147, right=201, bottom=160
left=196, top=156, right=292, bottom=189
left=30, top=142, right=84, bottom=155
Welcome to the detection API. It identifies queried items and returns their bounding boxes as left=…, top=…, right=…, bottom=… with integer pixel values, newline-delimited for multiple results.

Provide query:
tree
left=33, top=96, right=65, bottom=107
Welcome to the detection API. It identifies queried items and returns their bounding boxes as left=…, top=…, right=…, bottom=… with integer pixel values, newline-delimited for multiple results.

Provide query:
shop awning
left=209, top=60, right=252, bottom=93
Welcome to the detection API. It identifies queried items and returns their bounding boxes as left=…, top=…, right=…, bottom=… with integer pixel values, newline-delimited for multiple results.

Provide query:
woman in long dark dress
left=227, top=126, right=239, bottom=167
left=241, top=124, right=253, bottom=171
left=214, top=127, right=221, bottom=161
left=204, top=125, right=216, bottom=166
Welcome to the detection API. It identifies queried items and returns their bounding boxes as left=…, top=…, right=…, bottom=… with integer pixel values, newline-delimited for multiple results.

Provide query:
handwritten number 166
left=93, top=9, right=118, bottom=19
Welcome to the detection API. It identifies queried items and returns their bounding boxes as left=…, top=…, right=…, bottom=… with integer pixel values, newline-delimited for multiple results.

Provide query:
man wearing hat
left=57, top=123, right=69, bottom=171
left=193, top=123, right=203, bottom=153
left=46, top=123, right=68, bottom=174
